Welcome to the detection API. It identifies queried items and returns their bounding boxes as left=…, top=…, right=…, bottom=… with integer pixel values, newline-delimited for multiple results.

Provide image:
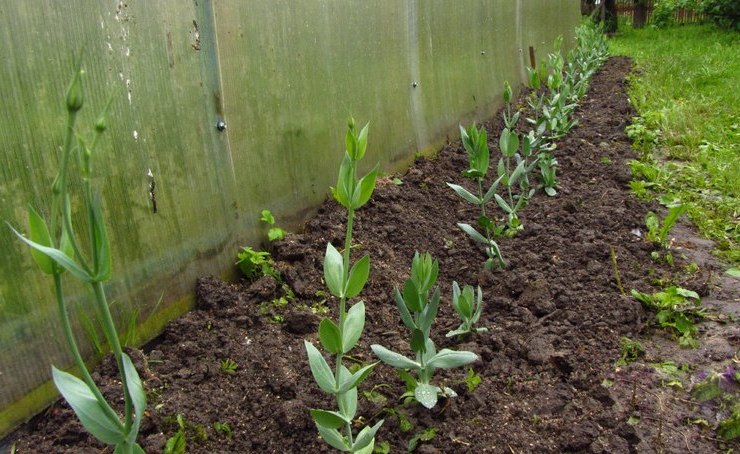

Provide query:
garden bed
left=8, top=56, right=738, bottom=453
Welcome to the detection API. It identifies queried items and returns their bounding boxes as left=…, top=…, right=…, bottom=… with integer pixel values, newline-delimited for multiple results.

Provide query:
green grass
left=610, top=24, right=739, bottom=264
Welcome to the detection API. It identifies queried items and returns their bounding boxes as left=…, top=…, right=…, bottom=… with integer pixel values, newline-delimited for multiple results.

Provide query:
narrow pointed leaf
left=122, top=353, right=146, bottom=445
left=319, top=318, right=342, bottom=354
left=52, top=366, right=125, bottom=444
left=393, top=287, right=416, bottom=331
left=323, top=243, right=344, bottom=297
left=426, top=349, right=478, bottom=369
left=351, top=163, right=379, bottom=209
left=446, top=183, right=481, bottom=205
left=316, top=423, right=350, bottom=451
left=311, top=409, right=349, bottom=430
left=9, top=225, right=91, bottom=282
left=410, top=329, right=426, bottom=354
left=494, top=194, right=513, bottom=214
left=352, top=420, right=384, bottom=452
left=342, top=302, right=365, bottom=353
left=337, top=381, right=357, bottom=420
left=482, top=175, right=504, bottom=204
left=334, top=154, right=353, bottom=208
left=304, top=341, right=336, bottom=393
left=356, top=123, right=369, bottom=160
left=338, top=362, right=376, bottom=393
left=26, top=205, right=55, bottom=274
left=371, top=345, right=420, bottom=369
left=457, top=223, right=489, bottom=245
left=509, top=160, right=527, bottom=187
left=402, top=279, right=422, bottom=312
left=345, top=255, right=370, bottom=298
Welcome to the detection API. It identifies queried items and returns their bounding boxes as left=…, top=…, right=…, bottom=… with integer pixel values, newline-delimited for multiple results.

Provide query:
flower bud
left=65, top=68, right=84, bottom=112
left=347, top=116, right=355, bottom=132
left=503, top=81, right=512, bottom=104
left=94, top=113, right=108, bottom=132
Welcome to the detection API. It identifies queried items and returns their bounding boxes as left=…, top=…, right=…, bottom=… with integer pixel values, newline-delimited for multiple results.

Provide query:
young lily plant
left=446, top=123, right=506, bottom=269
left=371, top=253, right=478, bottom=409
left=494, top=127, right=538, bottom=235
left=8, top=66, right=146, bottom=453
left=304, top=118, right=383, bottom=453
left=446, top=282, right=488, bottom=338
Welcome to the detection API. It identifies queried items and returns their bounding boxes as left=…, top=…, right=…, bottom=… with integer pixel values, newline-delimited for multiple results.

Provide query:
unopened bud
left=347, top=116, right=355, bottom=132
left=65, top=68, right=84, bottom=112
left=94, top=114, right=108, bottom=132
left=503, top=81, right=512, bottom=104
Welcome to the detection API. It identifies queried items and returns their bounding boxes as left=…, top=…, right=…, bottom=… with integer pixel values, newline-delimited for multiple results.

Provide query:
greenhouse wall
left=0, top=0, right=580, bottom=436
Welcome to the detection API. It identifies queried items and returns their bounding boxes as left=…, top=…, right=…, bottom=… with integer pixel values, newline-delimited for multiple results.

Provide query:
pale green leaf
left=304, top=341, right=336, bottom=393
left=311, top=409, right=349, bottom=430
left=352, top=420, right=384, bottom=452
left=319, top=318, right=342, bottom=354
left=426, top=349, right=478, bottom=369
left=415, top=383, right=438, bottom=409
left=371, top=345, right=420, bottom=370
left=457, top=223, right=489, bottom=245
left=323, top=243, right=344, bottom=297
left=342, top=302, right=365, bottom=353
left=447, top=183, right=481, bottom=205
left=9, top=225, right=91, bottom=282
left=316, top=423, right=350, bottom=451
left=345, top=255, right=370, bottom=298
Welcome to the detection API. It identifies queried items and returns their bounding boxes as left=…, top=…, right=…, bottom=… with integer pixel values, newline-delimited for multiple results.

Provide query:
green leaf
left=260, top=209, right=275, bottom=225
left=351, top=163, right=380, bottom=209
left=9, top=225, right=92, bottom=282
left=410, top=329, right=426, bottom=354
left=316, top=423, right=350, bottom=451
left=426, top=349, right=478, bottom=369
left=346, top=127, right=357, bottom=159
left=446, top=183, right=481, bottom=205
left=121, top=353, right=146, bottom=446
left=393, top=287, right=416, bottom=331
left=402, top=280, right=422, bottom=313
left=726, top=268, right=740, bottom=278
left=482, top=175, right=504, bottom=204
left=52, top=366, right=125, bottom=445
left=345, top=255, right=370, bottom=298
left=675, top=287, right=700, bottom=301
left=338, top=363, right=376, bottom=393
left=26, top=205, right=55, bottom=274
left=319, top=318, right=342, bottom=354
left=371, top=345, right=420, bottom=369
left=352, top=420, right=384, bottom=452
left=337, top=379, right=357, bottom=420
left=494, top=194, right=513, bottom=214
left=267, top=227, right=286, bottom=241
left=508, top=160, right=527, bottom=187
left=311, top=409, right=349, bottom=430
left=356, top=123, right=369, bottom=160
left=415, top=383, right=439, bottom=409
left=417, top=289, right=440, bottom=338
left=323, top=243, right=344, bottom=297
left=304, top=341, right=336, bottom=393
left=457, top=223, right=489, bottom=245
left=499, top=129, right=519, bottom=157
left=342, top=302, right=365, bottom=353
left=334, top=153, right=353, bottom=208
left=545, top=186, right=557, bottom=196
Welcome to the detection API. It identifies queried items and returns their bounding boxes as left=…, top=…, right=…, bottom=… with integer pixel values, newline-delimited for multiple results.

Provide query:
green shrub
left=699, top=0, right=740, bottom=29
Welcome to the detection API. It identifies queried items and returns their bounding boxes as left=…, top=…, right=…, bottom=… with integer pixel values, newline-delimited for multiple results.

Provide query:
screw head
left=216, top=118, right=226, bottom=131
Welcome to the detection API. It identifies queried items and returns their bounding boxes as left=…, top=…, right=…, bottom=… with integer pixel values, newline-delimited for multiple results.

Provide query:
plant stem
left=93, top=281, right=133, bottom=432
left=53, top=274, right=123, bottom=429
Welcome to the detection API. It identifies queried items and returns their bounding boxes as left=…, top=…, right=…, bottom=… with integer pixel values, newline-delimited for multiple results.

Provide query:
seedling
left=7, top=65, right=146, bottom=453
left=164, top=415, right=186, bottom=454
left=645, top=204, right=686, bottom=249
left=616, top=337, right=645, bottom=366
left=260, top=209, right=287, bottom=241
left=538, top=153, right=558, bottom=197
left=407, top=427, right=438, bottom=452
left=220, top=359, right=238, bottom=374
left=494, top=127, right=538, bottom=234
left=447, top=123, right=506, bottom=268
left=304, top=118, right=383, bottom=453
left=213, top=421, right=233, bottom=439
left=236, top=246, right=274, bottom=280
left=372, top=253, right=478, bottom=409
left=631, top=286, right=705, bottom=348
left=446, top=282, right=488, bottom=338
left=692, top=366, right=740, bottom=440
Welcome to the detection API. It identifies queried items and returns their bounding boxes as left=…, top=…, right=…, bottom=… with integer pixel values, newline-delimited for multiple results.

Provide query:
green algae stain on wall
left=0, top=0, right=581, bottom=437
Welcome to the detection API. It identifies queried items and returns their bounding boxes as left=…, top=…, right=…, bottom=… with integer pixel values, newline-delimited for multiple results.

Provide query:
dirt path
left=8, top=57, right=738, bottom=453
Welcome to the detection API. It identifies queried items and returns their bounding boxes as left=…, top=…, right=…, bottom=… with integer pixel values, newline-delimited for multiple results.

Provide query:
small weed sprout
left=220, top=359, right=238, bottom=374
left=446, top=282, right=488, bottom=338
left=645, top=204, right=686, bottom=249
left=631, top=286, right=705, bottom=348
left=236, top=246, right=274, bottom=280
left=8, top=65, right=147, bottom=453
left=304, top=118, right=383, bottom=453
left=616, top=337, right=645, bottom=366
left=371, top=253, right=478, bottom=409
left=164, top=415, right=186, bottom=454
left=213, top=421, right=233, bottom=439
left=260, top=209, right=287, bottom=241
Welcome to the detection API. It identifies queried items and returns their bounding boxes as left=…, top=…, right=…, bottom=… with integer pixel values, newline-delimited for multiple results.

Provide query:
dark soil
left=7, top=57, right=739, bottom=453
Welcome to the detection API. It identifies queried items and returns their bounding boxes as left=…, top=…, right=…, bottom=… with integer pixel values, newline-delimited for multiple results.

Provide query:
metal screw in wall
left=216, top=118, right=227, bottom=131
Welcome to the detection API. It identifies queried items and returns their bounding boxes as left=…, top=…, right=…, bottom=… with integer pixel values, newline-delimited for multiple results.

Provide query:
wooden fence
left=615, top=0, right=705, bottom=25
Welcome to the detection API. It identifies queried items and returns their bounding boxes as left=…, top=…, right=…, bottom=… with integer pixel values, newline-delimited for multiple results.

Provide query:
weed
left=616, top=337, right=645, bottom=366
left=631, top=286, right=705, bottom=348
left=213, top=421, right=233, bottom=439
left=692, top=365, right=740, bottom=440
left=372, top=253, right=477, bottom=409
left=164, top=415, right=186, bottom=454
left=464, top=368, right=482, bottom=392
left=600, top=156, right=613, bottom=164
left=220, top=359, right=238, bottom=374
left=645, top=204, right=686, bottom=249
left=236, top=247, right=274, bottom=280
left=260, top=209, right=287, bottom=242
left=407, top=427, right=438, bottom=452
